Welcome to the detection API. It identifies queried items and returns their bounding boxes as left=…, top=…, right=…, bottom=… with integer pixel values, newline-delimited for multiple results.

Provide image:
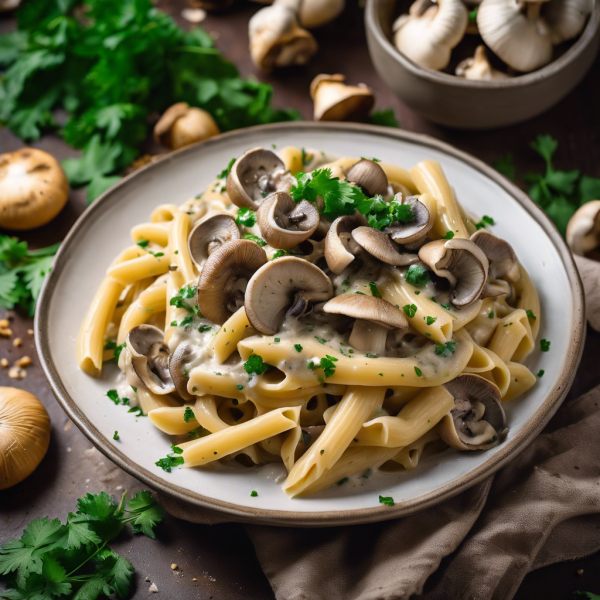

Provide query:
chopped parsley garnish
left=113, top=431, right=119, bottom=440
left=488, top=311, right=494, bottom=319
left=243, top=233, right=267, bottom=247
left=425, top=316, right=437, bottom=325
left=442, top=231, right=455, bottom=239
left=155, top=454, right=184, bottom=473
left=526, top=309, right=537, bottom=320
left=414, top=366, right=423, bottom=377
left=308, top=355, right=338, bottom=378
left=136, top=238, right=150, bottom=249
left=379, top=495, right=394, bottom=507
left=217, top=158, right=236, bottom=180
left=170, top=285, right=197, bottom=311
left=405, top=264, right=430, bottom=287
left=147, top=250, right=164, bottom=258
left=250, top=490, right=258, bottom=497
left=301, top=430, right=311, bottom=445
left=107, top=389, right=129, bottom=406
left=414, top=290, right=420, bottom=295
left=274, top=337, right=280, bottom=343
left=369, top=282, right=382, bottom=298
left=198, top=324, right=212, bottom=333
left=179, top=314, right=194, bottom=328
left=301, top=147, right=313, bottom=167
left=434, top=340, right=458, bottom=357
left=272, top=248, right=303, bottom=260
left=366, top=353, right=379, bottom=358
left=403, top=304, right=417, bottom=318
left=243, top=354, right=270, bottom=375
left=314, top=336, right=327, bottom=344
left=337, top=478, right=349, bottom=486
left=306, top=324, right=315, bottom=331
left=183, top=406, right=195, bottom=423
left=440, top=303, right=451, bottom=311
left=320, top=449, right=325, bottom=455
left=294, top=344, right=303, bottom=352
left=540, top=339, right=551, bottom=352
left=360, top=157, right=381, bottom=162
left=236, top=384, right=244, bottom=390
left=127, top=406, right=145, bottom=417
left=355, top=291, right=366, bottom=295
left=537, top=370, right=545, bottom=377
left=475, top=215, right=496, bottom=230
left=236, top=207, right=257, bottom=227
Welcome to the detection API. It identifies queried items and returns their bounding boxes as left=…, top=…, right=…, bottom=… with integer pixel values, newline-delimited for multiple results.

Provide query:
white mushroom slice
left=245, top=257, right=333, bottom=334
left=169, top=345, right=196, bottom=402
left=393, top=0, right=469, bottom=71
left=477, top=0, right=553, bottom=72
left=322, top=294, right=408, bottom=355
left=455, top=45, right=510, bottom=80
left=566, top=200, right=600, bottom=256
left=188, top=213, right=240, bottom=268
left=310, top=73, right=375, bottom=121
left=543, top=0, right=592, bottom=44
left=226, top=147, right=294, bottom=211
left=440, top=374, right=507, bottom=450
left=384, top=196, right=434, bottom=244
left=153, top=103, right=219, bottom=150
left=126, top=325, right=175, bottom=395
left=418, top=239, right=489, bottom=307
left=256, top=192, right=320, bottom=249
left=351, top=227, right=420, bottom=266
left=324, top=213, right=368, bottom=274
left=345, top=159, right=389, bottom=197
left=198, top=239, right=268, bottom=325
left=470, top=229, right=521, bottom=281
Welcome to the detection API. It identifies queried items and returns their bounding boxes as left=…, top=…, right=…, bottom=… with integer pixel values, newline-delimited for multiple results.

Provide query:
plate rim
left=35, top=121, right=586, bottom=526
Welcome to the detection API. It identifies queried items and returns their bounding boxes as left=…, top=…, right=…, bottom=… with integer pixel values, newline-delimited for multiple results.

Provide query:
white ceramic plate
left=36, top=123, right=584, bottom=526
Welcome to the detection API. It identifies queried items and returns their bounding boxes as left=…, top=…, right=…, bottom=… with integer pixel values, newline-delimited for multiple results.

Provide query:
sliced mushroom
left=126, top=325, right=175, bottom=395
left=384, top=195, right=434, bottom=244
left=418, top=239, right=488, bottom=307
left=256, top=192, right=320, bottom=249
left=351, top=227, right=420, bottom=266
left=455, top=45, right=510, bottom=80
left=226, top=147, right=294, bottom=211
left=322, top=294, right=408, bottom=355
left=169, top=345, right=196, bottom=402
left=324, top=213, right=367, bottom=274
left=198, top=239, right=268, bottom=325
left=345, top=159, right=388, bottom=197
left=440, top=374, right=507, bottom=450
left=470, top=230, right=521, bottom=281
left=245, top=257, right=333, bottom=334
left=188, top=213, right=240, bottom=268
left=310, top=73, right=375, bottom=122
left=566, top=200, right=600, bottom=257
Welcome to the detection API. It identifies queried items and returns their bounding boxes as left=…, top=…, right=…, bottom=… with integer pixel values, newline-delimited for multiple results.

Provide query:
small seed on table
left=16, top=356, right=32, bottom=367
left=13, top=337, right=22, bottom=347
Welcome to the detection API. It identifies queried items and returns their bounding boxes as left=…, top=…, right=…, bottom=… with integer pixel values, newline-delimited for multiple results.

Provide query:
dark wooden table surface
left=1, top=1, right=600, bottom=598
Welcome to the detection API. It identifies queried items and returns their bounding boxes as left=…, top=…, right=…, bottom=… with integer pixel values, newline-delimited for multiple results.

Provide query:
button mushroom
left=198, top=239, right=268, bottom=325
left=188, top=213, right=240, bottom=268
left=0, top=387, right=51, bottom=490
left=351, top=227, right=420, bottom=266
left=248, top=1, right=318, bottom=72
left=439, top=374, right=507, bottom=450
left=393, top=0, right=469, bottom=71
left=256, top=191, right=320, bottom=249
left=322, top=294, right=408, bottom=354
left=169, top=345, right=196, bottom=402
left=470, top=230, right=521, bottom=281
left=310, top=74, right=375, bottom=122
left=384, top=195, right=434, bottom=244
left=477, top=0, right=553, bottom=72
left=297, top=0, right=345, bottom=28
left=455, top=45, right=510, bottom=80
left=418, top=239, right=489, bottom=307
left=153, top=103, right=220, bottom=151
left=244, top=256, right=333, bottom=334
left=543, top=0, right=592, bottom=44
left=566, top=200, right=600, bottom=256
left=226, top=147, right=294, bottom=211
left=0, top=148, right=69, bottom=230
left=125, top=325, right=176, bottom=395
left=345, top=159, right=389, bottom=197
left=324, top=213, right=368, bottom=274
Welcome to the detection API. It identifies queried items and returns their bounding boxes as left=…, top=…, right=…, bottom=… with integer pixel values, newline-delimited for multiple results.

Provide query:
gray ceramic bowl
left=365, top=0, right=600, bottom=129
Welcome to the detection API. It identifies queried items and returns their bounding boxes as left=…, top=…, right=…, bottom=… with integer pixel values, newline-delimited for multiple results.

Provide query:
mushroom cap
left=455, top=45, right=510, bottom=80
left=418, top=238, right=489, bottom=306
left=198, top=239, right=268, bottom=325
left=322, top=294, right=409, bottom=329
left=256, top=191, right=320, bottom=249
left=154, top=102, right=189, bottom=143
left=226, top=147, right=290, bottom=211
left=384, top=195, right=434, bottom=243
left=566, top=200, right=600, bottom=256
left=245, top=256, right=333, bottom=334
left=0, top=387, right=51, bottom=490
left=351, top=227, right=420, bottom=266
left=345, top=159, right=389, bottom=197
left=188, top=212, right=240, bottom=268
left=324, top=213, right=368, bottom=274
left=298, top=0, right=345, bottom=28
left=126, top=325, right=176, bottom=395
left=470, top=229, right=521, bottom=281
left=440, top=373, right=506, bottom=450
left=169, top=345, right=196, bottom=402
left=0, top=148, right=69, bottom=230
left=310, top=73, right=375, bottom=121
left=154, top=103, right=219, bottom=150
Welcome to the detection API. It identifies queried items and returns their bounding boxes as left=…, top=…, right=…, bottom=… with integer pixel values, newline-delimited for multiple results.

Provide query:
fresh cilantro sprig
left=0, top=491, right=163, bottom=599
left=235, top=207, right=257, bottom=228
left=170, top=285, right=197, bottom=312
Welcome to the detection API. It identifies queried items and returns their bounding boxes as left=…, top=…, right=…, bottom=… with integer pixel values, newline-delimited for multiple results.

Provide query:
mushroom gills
left=351, top=227, right=420, bottom=266
left=188, top=213, right=240, bottom=267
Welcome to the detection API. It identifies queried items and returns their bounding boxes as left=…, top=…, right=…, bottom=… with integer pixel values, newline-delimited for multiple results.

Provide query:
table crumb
left=149, top=582, right=158, bottom=593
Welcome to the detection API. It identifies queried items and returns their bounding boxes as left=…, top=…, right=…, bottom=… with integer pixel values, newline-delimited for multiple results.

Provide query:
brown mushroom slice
left=470, top=229, right=521, bottom=281
left=384, top=196, right=434, bottom=244
left=198, top=239, right=268, bottom=325
left=169, top=345, right=196, bottom=402
left=226, top=147, right=293, bottom=210
left=310, top=74, right=375, bottom=122
left=188, top=213, right=240, bottom=268
left=440, top=374, right=507, bottom=451
left=322, top=294, right=408, bottom=355
left=256, top=192, right=320, bottom=249
left=245, top=257, right=333, bottom=334
left=566, top=200, right=600, bottom=257
left=418, top=239, right=488, bottom=307
left=345, top=159, right=388, bottom=197
left=324, top=213, right=367, bottom=274
left=126, top=325, right=175, bottom=395
left=351, top=227, right=419, bottom=266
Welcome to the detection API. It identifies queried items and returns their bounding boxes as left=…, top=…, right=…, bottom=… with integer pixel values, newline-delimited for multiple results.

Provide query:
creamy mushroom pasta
left=78, top=146, right=541, bottom=497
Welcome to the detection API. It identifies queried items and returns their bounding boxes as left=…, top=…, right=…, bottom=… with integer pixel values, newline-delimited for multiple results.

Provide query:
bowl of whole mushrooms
left=365, top=0, right=599, bottom=128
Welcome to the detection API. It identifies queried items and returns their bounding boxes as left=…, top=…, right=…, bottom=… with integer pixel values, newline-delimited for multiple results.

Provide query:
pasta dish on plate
left=78, top=146, right=540, bottom=498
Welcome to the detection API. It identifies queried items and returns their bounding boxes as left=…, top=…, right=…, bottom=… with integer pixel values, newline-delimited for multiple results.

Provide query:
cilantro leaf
left=236, top=207, right=256, bottom=227
left=493, top=154, right=516, bottom=181
left=434, top=340, right=458, bottom=357
left=243, top=233, right=267, bottom=247
left=368, top=109, right=399, bottom=128
left=123, top=491, right=165, bottom=539
left=405, top=264, right=430, bottom=287
left=243, top=354, right=270, bottom=376
left=95, top=548, right=134, bottom=599
left=378, top=495, right=394, bottom=506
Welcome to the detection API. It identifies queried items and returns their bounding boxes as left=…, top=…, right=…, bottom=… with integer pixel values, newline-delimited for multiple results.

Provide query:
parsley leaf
left=540, top=339, right=551, bottom=352
left=243, top=233, right=267, bottom=247
left=183, top=406, right=195, bottom=423
left=369, top=282, right=382, bottom=298
left=403, top=304, right=417, bottom=318
left=368, top=109, right=399, bottom=128
left=378, top=495, right=395, bottom=506
left=236, top=207, right=257, bottom=227
left=243, top=354, right=270, bottom=376
left=217, top=158, right=236, bottom=180
left=493, top=154, right=516, bottom=181
left=405, top=264, right=430, bottom=287
left=434, top=340, right=458, bottom=357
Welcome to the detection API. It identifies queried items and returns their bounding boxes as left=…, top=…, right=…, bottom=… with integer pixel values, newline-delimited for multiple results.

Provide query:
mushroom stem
left=526, top=2, right=541, bottom=18
left=349, top=320, right=388, bottom=354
